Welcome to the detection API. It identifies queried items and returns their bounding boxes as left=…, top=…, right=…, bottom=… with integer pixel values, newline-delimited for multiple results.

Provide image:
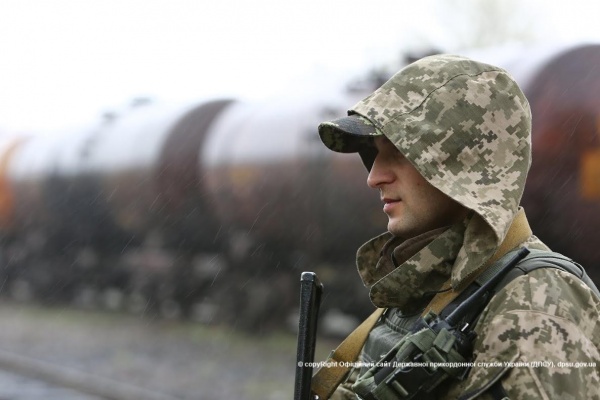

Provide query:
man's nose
left=367, top=156, right=393, bottom=189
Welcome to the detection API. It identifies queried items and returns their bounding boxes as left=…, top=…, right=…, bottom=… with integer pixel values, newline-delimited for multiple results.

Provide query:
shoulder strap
left=493, top=248, right=600, bottom=298
left=310, top=307, right=385, bottom=400
left=440, top=248, right=600, bottom=321
left=449, top=248, right=599, bottom=312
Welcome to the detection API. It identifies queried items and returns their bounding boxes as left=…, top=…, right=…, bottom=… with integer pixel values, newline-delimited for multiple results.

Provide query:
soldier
left=315, top=55, right=600, bottom=399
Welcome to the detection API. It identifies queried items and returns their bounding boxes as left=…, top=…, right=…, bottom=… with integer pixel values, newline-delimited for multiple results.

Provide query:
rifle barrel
left=294, top=272, right=324, bottom=400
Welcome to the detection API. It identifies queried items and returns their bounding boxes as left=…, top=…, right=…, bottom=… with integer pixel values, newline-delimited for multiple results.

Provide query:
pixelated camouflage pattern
left=322, top=54, right=600, bottom=399
left=320, top=54, right=532, bottom=289
left=335, top=238, right=600, bottom=399
left=319, top=114, right=382, bottom=153
left=356, top=218, right=467, bottom=309
left=445, top=266, right=600, bottom=399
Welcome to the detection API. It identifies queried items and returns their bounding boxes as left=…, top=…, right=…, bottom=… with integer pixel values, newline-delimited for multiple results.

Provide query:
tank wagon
left=0, top=93, right=385, bottom=328
left=0, top=43, right=598, bottom=330
left=468, top=43, right=600, bottom=283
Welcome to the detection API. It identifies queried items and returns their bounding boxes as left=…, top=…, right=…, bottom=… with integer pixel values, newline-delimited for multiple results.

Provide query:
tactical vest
left=352, top=248, right=599, bottom=400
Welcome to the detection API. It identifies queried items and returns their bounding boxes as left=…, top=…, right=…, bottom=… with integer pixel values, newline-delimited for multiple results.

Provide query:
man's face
left=367, top=136, right=469, bottom=238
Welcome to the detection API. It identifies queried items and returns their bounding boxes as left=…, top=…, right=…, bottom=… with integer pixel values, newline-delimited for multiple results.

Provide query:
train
left=0, top=42, right=598, bottom=332
left=0, top=91, right=386, bottom=330
left=470, top=42, right=600, bottom=285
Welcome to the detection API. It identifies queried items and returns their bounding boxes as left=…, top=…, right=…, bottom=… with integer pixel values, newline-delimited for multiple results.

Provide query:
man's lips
left=382, top=197, right=400, bottom=213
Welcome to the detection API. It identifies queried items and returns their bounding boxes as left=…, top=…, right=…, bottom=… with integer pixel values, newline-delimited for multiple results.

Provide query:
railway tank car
left=466, top=43, right=600, bottom=283
left=0, top=92, right=385, bottom=328
left=0, top=99, right=237, bottom=311
left=0, top=42, right=598, bottom=331
left=520, top=44, right=600, bottom=283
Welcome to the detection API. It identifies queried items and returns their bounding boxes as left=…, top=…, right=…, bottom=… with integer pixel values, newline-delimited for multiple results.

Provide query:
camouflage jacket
left=318, top=55, right=600, bottom=399
left=332, top=225, right=600, bottom=399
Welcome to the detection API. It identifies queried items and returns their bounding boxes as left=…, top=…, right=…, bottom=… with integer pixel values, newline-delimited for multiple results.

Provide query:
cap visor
left=318, top=114, right=382, bottom=153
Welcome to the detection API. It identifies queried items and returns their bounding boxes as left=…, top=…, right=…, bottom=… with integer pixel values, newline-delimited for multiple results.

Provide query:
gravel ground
left=0, top=302, right=337, bottom=400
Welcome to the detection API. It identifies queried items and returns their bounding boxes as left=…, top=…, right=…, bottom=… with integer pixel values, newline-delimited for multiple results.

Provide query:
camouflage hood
left=318, top=54, right=532, bottom=305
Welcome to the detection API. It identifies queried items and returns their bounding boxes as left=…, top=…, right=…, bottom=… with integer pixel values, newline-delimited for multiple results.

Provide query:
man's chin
left=387, top=219, right=425, bottom=239
left=387, top=221, right=410, bottom=238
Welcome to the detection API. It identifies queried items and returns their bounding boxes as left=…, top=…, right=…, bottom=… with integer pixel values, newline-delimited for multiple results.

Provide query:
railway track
left=0, top=349, right=180, bottom=400
left=0, top=302, right=317, bottom=400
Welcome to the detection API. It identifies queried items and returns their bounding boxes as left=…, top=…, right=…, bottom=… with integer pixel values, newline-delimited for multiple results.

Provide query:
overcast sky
left=1, top=0, right=599, bottom=134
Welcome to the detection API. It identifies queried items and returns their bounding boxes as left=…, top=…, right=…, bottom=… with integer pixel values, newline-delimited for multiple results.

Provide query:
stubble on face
left=367, top=136, right=469, bottom=239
